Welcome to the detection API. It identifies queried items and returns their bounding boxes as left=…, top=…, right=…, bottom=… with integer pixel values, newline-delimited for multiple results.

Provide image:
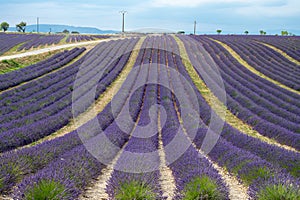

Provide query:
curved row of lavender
left=18, top=35, right=65, bottom=51
left=182, top=35, right=300, bottom=150
left=0, top=46, right=101, bottom=121
left=0, top=45, right=104, bottom=128
left=0, top=39, right=133, bottom=123
left=2, top=36, right=229, bottom=199
left=93, top=35, right=112, bottom=40
left=199, top=36, right=300, bottom=132
left=0, top=41, right=115, bottom=108
left=0, top=33, right=104, bottom=55
left=106, top=36, right=228, bottom=199
left=171, top=35, right=299, bottom=198
left=0, top=33, right=41, bottom=55
left=6, top=38, right=149, bottom=198
left=0, top=37, right=137, bottom=141
left=0, top=47, right=85, bottom=90
left=209, top=35, right=300, bottom=90
left=66, top=35, right=93, bottom=43
left=159, top=38, right=229, bottom=199
left=106, top=38, right=166, bottom=199
left=251, top=35, right=300, bottom=60
left=66, top=35, right=110, bottom=43
left=171, top=35, right=300, bottom=177
left=0, top=38, right=139, bottom=152
left=200, top=36, right=300, bottom=109
left=1, top=35, right=299, bottom=199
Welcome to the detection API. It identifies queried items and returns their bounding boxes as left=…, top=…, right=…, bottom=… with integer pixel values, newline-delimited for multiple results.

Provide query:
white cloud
left=2, top=0, right=299, bottom=32
left=149, top=0, right=300, bottom=18
left=236, top=0, right=300, bottom=17
left=150, top=0, right=287, bottom=8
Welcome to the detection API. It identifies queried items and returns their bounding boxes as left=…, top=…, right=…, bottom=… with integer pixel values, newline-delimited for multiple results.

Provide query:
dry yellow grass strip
left=173, top=35, right=298, bottom=153
left=81, top=82, right=147, bottom=199
left=165, top=53, right=249, bottom=200
left=0, top=196, right=13, bottom=200
left=210, top=38, right=300, bottom=95
left=24, top=37, right=146, bottom=148
left=158, top=54, right=176, bottom=199
left=81, top=44, right=150, bottom=199
left=175, top=101, right=249, bottom=200
left=173, top=35, right=226, bottom=121
left=80, top=138, right=128, bottom=200
left=0, top=49, right=62, bottom=74
left=257, top=41, right=300, bottom=66
left=157, top=111, right=176, bottom=200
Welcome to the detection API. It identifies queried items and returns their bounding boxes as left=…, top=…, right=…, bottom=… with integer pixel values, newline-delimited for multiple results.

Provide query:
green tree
left=1, top=22, right=9, bottom=32
left=281, top=30, right=288, bottom=36
left=217, top=29, right=222, bottom=35
left=259, top=30, right=264, bottom=35
left=244, top=30, right=249, bottom=35
left=16, top=22, right=26, bottom=33
left=62, top=29, right=70, bottom=34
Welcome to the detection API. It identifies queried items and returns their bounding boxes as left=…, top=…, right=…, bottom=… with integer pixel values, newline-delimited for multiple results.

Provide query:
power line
left=119, top=10, right=127, bottom=33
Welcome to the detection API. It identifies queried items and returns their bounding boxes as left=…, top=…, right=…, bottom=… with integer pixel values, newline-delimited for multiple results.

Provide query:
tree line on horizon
left=0, top=21, right=27, bottom=33
left=0, top=21, right=297, bottom=36
left=215, top=29, right=295, bottom=36
left=0, top=21, right=80, bottom=34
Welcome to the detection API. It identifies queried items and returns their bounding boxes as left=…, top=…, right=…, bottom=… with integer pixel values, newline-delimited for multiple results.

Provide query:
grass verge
left=2, top=42, right=27, bottom=56
left=0, top=49, right=62, bottom=74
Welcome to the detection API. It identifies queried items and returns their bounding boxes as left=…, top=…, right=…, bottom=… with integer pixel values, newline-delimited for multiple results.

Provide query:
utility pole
left=194, top=20, right=197, bottom=35
left=37, top=17, right=39, bottom=33
left=119, top=11, right=127, bottom=33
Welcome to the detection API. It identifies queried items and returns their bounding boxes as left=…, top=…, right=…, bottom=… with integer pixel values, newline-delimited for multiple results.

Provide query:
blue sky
left=1, top=0, right=299, bottom=34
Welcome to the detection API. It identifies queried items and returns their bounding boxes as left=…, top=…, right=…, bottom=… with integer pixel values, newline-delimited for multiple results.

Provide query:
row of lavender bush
left=170, top=35, right=300, bottom=198
left=184, top=35, right=300, bottom=149
left=0, top=47, right=85, bottom=91
left=0, top=37, right=147, bottom=196
left=0, top=39, right=138, bottom=152
left=252, top=35, right=300, bottom=60
left=209, top=35, right=300, bottom=90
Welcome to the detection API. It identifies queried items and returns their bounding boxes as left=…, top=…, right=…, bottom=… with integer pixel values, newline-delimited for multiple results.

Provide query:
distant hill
left=8, top=24, right=118, bottom=34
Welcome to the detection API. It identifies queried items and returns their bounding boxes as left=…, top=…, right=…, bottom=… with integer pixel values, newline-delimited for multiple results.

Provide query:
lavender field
left=0, top=34, right=299, bottom=200
left=0, top=33, right=111, bottom=56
